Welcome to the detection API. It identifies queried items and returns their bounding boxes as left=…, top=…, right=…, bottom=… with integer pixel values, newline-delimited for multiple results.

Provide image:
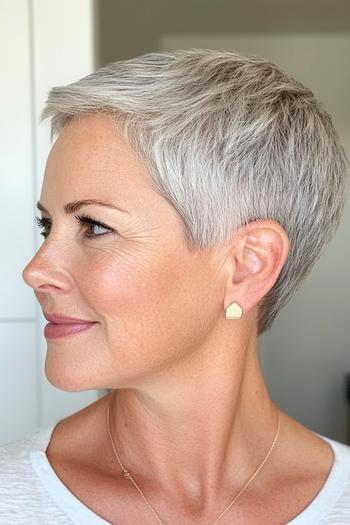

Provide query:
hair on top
left=40, top=48, right=349, bottom=335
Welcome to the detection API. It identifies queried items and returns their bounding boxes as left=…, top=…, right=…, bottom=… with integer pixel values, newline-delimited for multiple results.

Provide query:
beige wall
left=96, top=0, right=350, bottom=64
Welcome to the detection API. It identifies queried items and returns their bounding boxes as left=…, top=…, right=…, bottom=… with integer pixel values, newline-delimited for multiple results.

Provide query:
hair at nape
left=40, top=48, right=349, bottom=335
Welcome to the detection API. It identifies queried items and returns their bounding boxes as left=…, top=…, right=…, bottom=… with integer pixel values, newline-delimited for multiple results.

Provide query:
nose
left=22, top=245, right=74, bottom=294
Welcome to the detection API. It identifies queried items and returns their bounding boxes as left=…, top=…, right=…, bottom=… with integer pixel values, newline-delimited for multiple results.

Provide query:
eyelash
left=34, top=214, right=115, bottom=240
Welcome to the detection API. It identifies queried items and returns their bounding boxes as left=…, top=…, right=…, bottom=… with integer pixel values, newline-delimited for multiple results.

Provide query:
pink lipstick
left=44, top=322, right=97, bottom=339
left=43, top=312, right=97, bottom=339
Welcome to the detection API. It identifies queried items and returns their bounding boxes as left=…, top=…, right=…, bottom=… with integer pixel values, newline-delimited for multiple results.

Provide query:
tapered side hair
left=40, top=48, right=349, bottom=335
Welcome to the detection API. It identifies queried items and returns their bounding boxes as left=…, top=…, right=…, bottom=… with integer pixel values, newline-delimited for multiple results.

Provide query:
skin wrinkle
left=21, top=113, right=335, bottom=523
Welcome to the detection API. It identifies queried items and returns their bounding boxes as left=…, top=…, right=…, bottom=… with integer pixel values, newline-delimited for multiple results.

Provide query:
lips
left=42, top=312, right=97, bottom=339
left=42, top=311, right=98, bottom=339
left=43, top=312, right=96, bottom=324
left=44, top=321, right=97, bottom=339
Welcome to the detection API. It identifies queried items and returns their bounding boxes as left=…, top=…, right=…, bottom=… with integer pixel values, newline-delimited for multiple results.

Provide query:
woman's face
left=22, top=114, right=225, bottom=391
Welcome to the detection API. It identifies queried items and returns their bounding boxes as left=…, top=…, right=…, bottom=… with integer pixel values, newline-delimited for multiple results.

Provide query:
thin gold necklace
left=106, top=391, right=280, bottom=524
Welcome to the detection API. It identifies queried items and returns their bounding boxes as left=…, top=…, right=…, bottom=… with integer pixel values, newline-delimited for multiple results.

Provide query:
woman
left=1, top=49, right=349, bottom=525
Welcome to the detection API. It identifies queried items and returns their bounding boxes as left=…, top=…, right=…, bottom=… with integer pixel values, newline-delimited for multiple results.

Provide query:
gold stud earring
left=225, top=302, right=243, bottom=319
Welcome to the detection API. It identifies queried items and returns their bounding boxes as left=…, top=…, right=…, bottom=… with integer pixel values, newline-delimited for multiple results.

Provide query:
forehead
left=41, top=114, right=187, bottom=233
left=43, top=113, right=154, bottom=203
left=55, top=110, right=134, bottom=146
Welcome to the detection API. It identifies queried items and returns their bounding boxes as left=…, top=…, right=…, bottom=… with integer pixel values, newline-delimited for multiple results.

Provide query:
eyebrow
left=36, top=199, right=129, bottom=215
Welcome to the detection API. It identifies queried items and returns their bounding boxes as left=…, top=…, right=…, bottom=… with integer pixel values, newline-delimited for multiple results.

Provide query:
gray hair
left=40, top=48, right=349, bottom=335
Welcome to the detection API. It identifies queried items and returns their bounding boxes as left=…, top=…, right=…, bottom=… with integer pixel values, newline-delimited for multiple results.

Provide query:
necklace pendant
left=122, top=467, right=131, bottom=479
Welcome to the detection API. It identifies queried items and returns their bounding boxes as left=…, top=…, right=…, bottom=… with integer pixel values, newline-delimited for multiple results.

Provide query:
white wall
left=0, top=0, right=103, bottom=446
left=161, top=34, right=350, bottom=443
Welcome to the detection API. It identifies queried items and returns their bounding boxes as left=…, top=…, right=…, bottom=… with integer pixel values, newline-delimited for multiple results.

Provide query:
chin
left=44, top=357, right=98, bottom=392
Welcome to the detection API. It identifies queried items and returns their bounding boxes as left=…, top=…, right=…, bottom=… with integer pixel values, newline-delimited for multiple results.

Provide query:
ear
left=223, top=220, right=290, bottom=315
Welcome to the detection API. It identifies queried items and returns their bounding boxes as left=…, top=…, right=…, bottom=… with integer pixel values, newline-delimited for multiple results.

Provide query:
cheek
left=82, top=249, right=192, bottom=325
left=77, top=247, right=173, bottom=319
left=74, top=246, right=215, bottom=381
left=80, top=245, right=212, bottom=330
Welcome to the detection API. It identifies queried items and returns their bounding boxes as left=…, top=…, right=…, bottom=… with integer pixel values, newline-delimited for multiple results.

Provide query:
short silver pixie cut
left=41, top=48, right=349, bottom=335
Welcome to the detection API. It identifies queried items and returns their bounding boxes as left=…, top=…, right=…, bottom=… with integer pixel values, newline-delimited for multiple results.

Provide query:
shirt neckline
left=30, top=421, right=350, bottom=525
left=30, top=420, right=111, bottom=525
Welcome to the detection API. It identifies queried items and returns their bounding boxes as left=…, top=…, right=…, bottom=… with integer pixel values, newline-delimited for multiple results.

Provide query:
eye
left=74, top=214, right=114, bottom=238
left=34, top=216, right=51, bottom=239
left=34, top=215, right=115, bottom=239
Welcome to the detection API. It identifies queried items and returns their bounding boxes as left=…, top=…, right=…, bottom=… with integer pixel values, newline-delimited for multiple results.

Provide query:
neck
left=108, top=330, right=279, bottom=508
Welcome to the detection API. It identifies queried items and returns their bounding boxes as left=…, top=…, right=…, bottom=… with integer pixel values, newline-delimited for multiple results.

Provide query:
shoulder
left=316, top=433, right=350, bottom=487
left=318, top=436, right=350, bottom=523
left=0, top=427, right=58, bottom=521
left=0, top=432, right=37, bottom=479
left=320, top=434, right=350, bottom=473
left=0, top=430, right=45, bottom=490
left=0, top=433, right=38, bottom=521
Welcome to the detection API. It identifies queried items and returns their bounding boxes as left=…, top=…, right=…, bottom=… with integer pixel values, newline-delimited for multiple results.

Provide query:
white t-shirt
left=0, top=421, right=349, bottom=524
